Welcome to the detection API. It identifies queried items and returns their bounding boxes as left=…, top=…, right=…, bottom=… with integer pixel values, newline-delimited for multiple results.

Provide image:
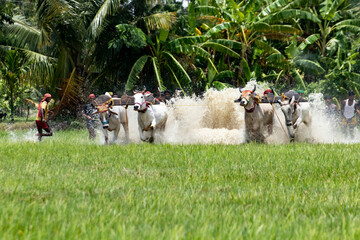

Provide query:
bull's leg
left=113, top=127, right=120, bottom=143
left=157, top=123, right=166, bottom=142
left=139, top=126, right=147, bottom=141
left=267, top=119, right=273, bottom=135
left=286, top=126, right=295, bottom=142
left=102, top=129, right=109, bottom=145
left=149, top=129, right=154, bottom=143
left=244, top=125, right=252, bottom=143
left=253, top=130, right=265, bottom=143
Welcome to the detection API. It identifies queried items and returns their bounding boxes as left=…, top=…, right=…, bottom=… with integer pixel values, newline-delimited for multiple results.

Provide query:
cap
left=44, top=93, right=52, bottom=98
left=89, top=93, right=95, bottom=99
left=297, top=90, right=304, bottom=94
left=263, top=89, right=272, bottom=95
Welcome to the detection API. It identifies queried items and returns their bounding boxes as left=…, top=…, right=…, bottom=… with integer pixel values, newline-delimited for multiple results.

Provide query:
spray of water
left=6, top=81, right=360, bottom=144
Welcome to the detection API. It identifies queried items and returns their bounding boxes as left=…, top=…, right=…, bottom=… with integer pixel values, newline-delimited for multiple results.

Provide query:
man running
left=35, top=93, right=53, bottom=141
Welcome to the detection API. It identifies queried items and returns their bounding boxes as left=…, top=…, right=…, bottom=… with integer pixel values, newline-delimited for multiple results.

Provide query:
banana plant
left=125, top=28, right=192, bottom=95
left=263, top=35, right=325, bottom=89
left=188, top=0, right=322, bottom=88
left=311, top=0, right=360, bottom=56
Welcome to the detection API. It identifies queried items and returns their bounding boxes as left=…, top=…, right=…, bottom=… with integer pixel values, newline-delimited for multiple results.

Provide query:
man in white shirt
left=341, top=91, right=359, bottom=138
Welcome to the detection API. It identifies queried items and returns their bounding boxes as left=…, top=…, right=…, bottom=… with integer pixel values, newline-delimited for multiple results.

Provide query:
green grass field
left=1, top=130, right=360, bottom=239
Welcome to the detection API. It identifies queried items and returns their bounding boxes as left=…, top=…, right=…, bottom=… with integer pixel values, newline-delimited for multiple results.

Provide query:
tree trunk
left=26, top=105, right=30, bottom=122
left=10, top=84, right=14, bottom=123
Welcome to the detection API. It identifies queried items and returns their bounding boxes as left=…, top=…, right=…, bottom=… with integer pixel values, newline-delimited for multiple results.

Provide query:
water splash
left=7, top=129, right=39, bottom=143
left=5, top=83, right=360, bottom=145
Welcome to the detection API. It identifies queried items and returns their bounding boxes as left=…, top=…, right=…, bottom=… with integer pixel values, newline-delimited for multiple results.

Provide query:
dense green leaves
left=262, top=9, right=321, bottom=23
left=201, top=42, right=240, bottom=58
left=162, top=51, right=192, bottom=91
left=1, top=0, right=360, bottom=118
left=126, top=55, right=150, bottom=92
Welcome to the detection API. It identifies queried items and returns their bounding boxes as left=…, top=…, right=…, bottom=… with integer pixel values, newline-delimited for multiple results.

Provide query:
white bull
left=235, top=86, right=274, bottom=143
left=133, top=91, right=167, bottom=143
left=94, top=102, right=129, bottom=145
left=278, top=95, right=312, bottom=142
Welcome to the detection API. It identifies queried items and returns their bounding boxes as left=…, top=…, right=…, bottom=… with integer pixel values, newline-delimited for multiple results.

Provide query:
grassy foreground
left=0, top=130, right=360, bottom=239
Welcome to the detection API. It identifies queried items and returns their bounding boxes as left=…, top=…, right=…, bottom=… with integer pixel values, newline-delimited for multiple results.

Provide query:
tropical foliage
left=0, top=0, right=359, bottom=118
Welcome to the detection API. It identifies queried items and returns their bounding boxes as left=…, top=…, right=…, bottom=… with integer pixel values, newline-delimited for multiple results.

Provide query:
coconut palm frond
left=0, top=45, right=12, bottom=56
left=23, top=49, right=56, bottom=63
left=89, top=0, right=122, bottom=38
left=37, top=0, right=73, bottom=46
left=53, top=67, right=83, bottom=116
left=3, top=16, right=41, bottom=50
left=22, top=49, right=56, bottom=85
left=142, top=12, right=176, bottom=31
left=145, top=0, right=161, bottom=5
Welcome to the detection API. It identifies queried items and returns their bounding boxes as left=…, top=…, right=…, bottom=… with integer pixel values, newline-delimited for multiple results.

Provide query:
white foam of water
left=6, top=84, right=360, bottom=145
left=7, top=129, right=39, bottom=143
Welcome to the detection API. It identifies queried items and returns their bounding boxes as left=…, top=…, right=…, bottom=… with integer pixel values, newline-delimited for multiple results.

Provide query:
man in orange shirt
left=35, top=93, right=53, bottom=141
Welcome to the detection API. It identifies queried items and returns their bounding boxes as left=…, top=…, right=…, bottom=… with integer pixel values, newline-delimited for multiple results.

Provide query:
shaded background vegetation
left=0, top=0, right=359, bottom=120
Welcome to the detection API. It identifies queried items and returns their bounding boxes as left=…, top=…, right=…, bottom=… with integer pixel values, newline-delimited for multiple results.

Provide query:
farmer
left=341, top=91, right=359, bottom=138
left=263, top=89, right=274, bottom=103
left=297, top=89, right=307, bottom=101
left=161, top=90, right=174, bottom=105
left=297, top=90, right=304, bottom=97
left=35, top=93, right=53, bottom=141
left=82, top=93, right=99, bottom=140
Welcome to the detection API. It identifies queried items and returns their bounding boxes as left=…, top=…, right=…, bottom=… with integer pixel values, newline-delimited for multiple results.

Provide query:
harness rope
left=266, top=95, right=289, bottom=139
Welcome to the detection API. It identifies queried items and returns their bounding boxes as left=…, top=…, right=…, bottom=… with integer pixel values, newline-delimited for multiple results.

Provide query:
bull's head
left=234, top=85, right=257, bottom=110
left=278, top=95, right=297, bottom=140
left=93, top=103, right=118, bottom=129
left=133, top=89, right=147, bottom=111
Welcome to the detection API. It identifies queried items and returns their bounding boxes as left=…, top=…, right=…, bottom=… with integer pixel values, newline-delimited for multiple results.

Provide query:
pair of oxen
left=234, top=86, right=311, bottom=142
left=92, top=91, right=167, bottom=144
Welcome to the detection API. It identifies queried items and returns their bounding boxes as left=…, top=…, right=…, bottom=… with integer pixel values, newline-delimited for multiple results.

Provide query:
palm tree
left=1, top=0, right=126, bottom=115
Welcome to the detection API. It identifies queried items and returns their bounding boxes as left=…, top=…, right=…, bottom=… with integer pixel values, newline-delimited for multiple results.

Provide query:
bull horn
left=92, top=110, right=99, bottom=115
left=270, top=87, right=275, bottom=95
left=289, top=95, right=295, bottom=104
left=277, top=99, right=282, bottom=106
left=252, top=85, right=256, bottom=93
left=239, top=87, right=243, bottom=93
